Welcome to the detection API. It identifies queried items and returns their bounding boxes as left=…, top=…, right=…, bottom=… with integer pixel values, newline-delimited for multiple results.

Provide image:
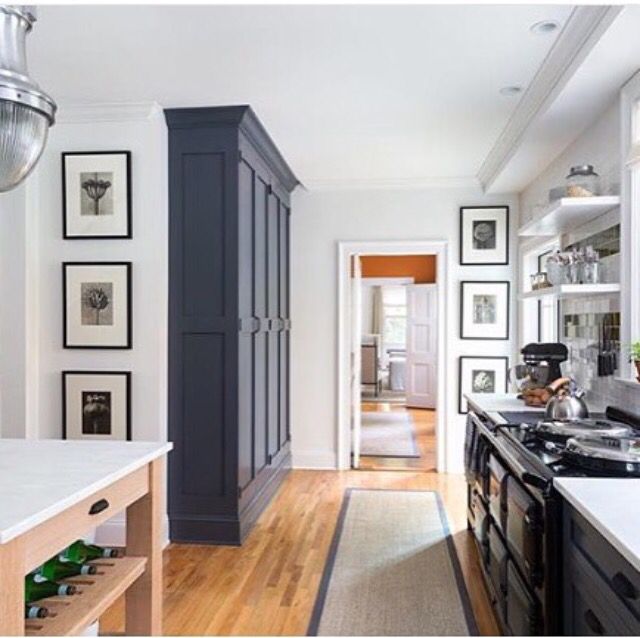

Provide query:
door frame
left=337, top=240, right=449, bottom=472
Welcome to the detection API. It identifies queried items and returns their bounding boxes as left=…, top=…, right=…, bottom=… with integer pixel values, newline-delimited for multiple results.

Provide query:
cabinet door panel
left=238, top=159, right=255, bottom=490
left=253, top=176, right=270, bottom=474
left=267, top=191, right=280, bottom=459
left=279, top=202, right=290, bottom=447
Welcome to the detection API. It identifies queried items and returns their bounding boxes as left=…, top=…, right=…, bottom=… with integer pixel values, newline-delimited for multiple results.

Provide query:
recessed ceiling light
left=530, top=20, right=560, bottom=35
left=499, top=86, right=523, bottom=97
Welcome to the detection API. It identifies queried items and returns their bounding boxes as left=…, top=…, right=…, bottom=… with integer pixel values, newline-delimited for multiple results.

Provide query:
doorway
left=337, top=241, right=449, bottom=473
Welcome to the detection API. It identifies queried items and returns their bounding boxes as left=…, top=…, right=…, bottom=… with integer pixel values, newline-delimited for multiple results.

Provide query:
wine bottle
left=39, top=557, right=97, bottom=580
left=60, top=540, right=119, bottom=563
left=25, top=604, right=49, bottom=619
left=25, top=573, right=76, bottom=603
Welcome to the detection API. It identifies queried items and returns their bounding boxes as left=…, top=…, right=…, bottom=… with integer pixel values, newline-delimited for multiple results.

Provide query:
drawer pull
left=584, top=609, right=604, bottom=635
left=89, top=498, right=110, bottom=516
left=612, top=572, right=638, bottom=600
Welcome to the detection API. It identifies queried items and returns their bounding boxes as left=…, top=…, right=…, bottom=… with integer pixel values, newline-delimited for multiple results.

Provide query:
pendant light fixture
left=0, top=5, right=56, bottom=192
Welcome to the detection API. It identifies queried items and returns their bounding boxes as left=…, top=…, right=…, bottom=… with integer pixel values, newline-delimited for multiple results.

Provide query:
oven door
left=488, top=521, right=508, bottom=621
left=488, top=453, right=508, bottom=531
left=505, top=475, right=543, bottom=589
left=470, top=489, right=489, bottom=564
left=504, top=559, right=542, bottom=636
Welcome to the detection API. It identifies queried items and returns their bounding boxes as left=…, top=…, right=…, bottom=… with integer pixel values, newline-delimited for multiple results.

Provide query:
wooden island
left=0, top=439, right=172, bottom=636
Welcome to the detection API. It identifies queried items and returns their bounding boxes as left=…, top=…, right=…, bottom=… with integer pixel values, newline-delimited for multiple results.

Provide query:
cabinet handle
left=89, top=498, right=110, bottom=516
left=612, top=572, right=638, bottom=600
left=584, top=609, right=604, bottom=635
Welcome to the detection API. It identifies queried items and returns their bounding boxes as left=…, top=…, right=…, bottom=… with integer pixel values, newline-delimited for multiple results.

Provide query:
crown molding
left=56, top=101, right=163, bottom=124
left=477, top=5, right=622, bottom=194
left=304, top=175, right=480, bottom=192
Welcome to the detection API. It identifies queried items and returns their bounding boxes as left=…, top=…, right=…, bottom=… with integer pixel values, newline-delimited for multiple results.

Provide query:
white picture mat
left=462, top=282, right=508, bottom=339
left=64, top=374, right=129, bottom=440
left=460, top=357, right=507, bottom=413
left=65, top=264, right=129, bottom=347
left=461, top=207, right=508, bottom=264
left=64, top=154, right=129, bottom=237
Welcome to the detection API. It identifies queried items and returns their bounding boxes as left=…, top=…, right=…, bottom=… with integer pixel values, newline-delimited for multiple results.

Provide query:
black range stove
left=496, top=410, right=640, bottom=479
left=464, top=405, right=640, bottom=636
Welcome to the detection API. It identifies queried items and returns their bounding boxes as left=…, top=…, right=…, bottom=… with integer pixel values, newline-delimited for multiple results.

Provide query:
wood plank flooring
left=359, top=402, right=437, bottom=471
left=100, top=469, right=498, bottom=636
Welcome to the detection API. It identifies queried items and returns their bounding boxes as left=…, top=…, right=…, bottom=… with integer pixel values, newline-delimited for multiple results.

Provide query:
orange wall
left=360, top=255, right=436, bottom=283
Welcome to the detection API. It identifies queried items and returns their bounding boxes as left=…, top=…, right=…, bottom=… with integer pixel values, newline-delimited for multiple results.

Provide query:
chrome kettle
left=544, top=379, right=589, bottom=422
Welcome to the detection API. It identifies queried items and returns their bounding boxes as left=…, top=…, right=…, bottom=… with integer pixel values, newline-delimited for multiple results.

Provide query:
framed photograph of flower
left=458, top=356, right=508, bottom=414
left=62, top=151, right=132, bottom=239
left=460, top=280, right=510, bottom=340
left=62, top=371, right=131, bottom=441
left=63, top=262, right=132, bottom=349
left=460, top=206, right=509, bottom=265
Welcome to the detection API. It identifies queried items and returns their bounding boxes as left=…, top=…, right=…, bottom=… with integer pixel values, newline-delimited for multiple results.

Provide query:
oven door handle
left=488, top=433, right=550, bottom=492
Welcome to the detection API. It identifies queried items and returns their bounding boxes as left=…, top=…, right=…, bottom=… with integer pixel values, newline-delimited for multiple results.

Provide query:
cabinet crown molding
left=164, top=105, right=299, bottom=192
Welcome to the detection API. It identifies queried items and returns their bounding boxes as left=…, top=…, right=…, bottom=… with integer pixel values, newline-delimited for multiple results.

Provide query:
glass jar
left=566, top=165, right=599, bottom=198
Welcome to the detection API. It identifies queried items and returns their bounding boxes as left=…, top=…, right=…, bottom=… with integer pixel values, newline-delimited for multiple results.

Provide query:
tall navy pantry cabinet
left=165, top=106, right=299, bottom=545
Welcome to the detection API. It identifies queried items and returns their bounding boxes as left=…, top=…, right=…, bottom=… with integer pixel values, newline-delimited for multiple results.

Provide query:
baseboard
left=291, top=450, right=338, bottom=469
left=95, top=514, right=171, bottom=549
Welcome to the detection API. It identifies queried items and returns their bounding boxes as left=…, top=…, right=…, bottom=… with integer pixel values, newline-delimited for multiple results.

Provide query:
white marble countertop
left=465, top=393, right=544, bottom=422
left=0, top=439, right=172, bottom=544
left=554, top=478, right=640, bottom=573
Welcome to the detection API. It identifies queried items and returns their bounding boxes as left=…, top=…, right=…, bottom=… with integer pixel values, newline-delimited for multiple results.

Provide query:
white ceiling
left=29, top=4, right=573, bottom=187
left=490, top=4, right=640, bottom=193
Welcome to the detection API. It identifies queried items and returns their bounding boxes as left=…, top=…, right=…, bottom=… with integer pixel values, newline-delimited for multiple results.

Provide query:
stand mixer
left=510, top=342, right=568, bottom=394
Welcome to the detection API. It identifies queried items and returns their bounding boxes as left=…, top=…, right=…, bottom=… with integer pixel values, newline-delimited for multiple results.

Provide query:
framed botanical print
left=63, top=262, right=132, bottom=349
left=460, top=281, right=510, bottom=340
left=62, top=151, right=132, bottom=239
left=460, top=206, right=509, bottom=265
left=63, top=371, right=131, bottom=440
left=458, top=356, right=508, bottom=414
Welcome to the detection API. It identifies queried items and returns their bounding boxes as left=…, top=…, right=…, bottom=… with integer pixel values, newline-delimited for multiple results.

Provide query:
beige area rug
left=360, top=412, right=419, bottom=458
left=361, top=387, right=406, bottom=404
left=308, top=489, right=477, bottom=636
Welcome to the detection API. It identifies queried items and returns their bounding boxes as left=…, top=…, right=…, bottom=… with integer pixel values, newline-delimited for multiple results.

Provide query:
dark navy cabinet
left=166, top=106, right=298, bottom=544
left=564, top=504, right=640, bottom=635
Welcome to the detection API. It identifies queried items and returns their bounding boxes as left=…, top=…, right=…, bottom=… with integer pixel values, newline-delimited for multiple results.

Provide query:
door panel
left=253, top=176, right=270, bottom=475
left=406, top=284, right=437, bottom=408
left=267, top=190, right=280, bottom=460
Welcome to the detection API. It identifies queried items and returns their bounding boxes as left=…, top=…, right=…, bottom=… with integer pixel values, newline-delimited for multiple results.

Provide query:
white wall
left=290, top=186, right=518, bottom=472
left=0, top=103, right=169, bottom=543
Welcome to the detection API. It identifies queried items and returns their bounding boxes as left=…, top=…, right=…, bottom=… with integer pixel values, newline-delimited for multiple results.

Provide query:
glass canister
left=566, top=165, right=599, bottom=198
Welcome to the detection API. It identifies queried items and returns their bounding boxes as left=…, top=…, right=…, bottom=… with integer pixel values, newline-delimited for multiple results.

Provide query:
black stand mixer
left=511, top=342, right=568, bottom=391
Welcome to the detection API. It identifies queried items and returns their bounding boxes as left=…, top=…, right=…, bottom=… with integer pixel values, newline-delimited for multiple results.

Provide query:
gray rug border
left=307, top=488, right=479, bottom=637
left=360, top=413, right=420, bottom=459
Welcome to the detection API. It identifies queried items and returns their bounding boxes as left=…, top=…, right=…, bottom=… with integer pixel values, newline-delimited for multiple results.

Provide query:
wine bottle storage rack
left=25, top=557, right=146, bottom=636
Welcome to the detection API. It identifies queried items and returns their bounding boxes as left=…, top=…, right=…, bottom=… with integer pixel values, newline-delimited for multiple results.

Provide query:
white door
left=406, top=284, right=437, bottom=409
left=350, top=255, right=363, bottom=468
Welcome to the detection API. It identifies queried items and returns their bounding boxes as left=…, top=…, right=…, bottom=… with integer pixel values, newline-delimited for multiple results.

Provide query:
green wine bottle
left=25, top=604, right=49, bottom=619
left=25, top=573, right=76, bottom=603
left=60, top=540, right=119, bottom=563
left=39, top=557, right=97, bottom=580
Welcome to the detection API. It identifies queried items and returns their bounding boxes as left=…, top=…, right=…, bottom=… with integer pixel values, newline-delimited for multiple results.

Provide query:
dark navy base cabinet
left=166, top=106, right=298, bottom=545
left=564, top=504, right=640, bottom=635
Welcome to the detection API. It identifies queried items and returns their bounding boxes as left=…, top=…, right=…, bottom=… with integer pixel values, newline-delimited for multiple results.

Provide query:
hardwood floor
left=100, top=469, right=498, bottom=636
left=359, top=402, right=437, bottom=471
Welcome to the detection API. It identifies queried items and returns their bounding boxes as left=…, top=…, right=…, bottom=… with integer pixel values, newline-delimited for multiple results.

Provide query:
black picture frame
left=62, top=370, right=132, bottom=440
left=460, top=280, right=510, bottom=340
left=458, top=356, right=509, bottom=414
left=63, top=261, right=132, bottom=349
left=459, top=205, right=509, bottom=266
left=62, top=150, right=132, bottom=239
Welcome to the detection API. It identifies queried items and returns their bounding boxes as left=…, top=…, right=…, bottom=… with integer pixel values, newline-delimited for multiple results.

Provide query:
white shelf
left=518, top=196, right=621, bottom=237
left=519, top=283, right=621, bottom=300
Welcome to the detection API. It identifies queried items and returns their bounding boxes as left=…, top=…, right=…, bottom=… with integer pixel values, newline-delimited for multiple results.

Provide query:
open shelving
left=518, top=196, right=621, bottom=237
left=24, top=557, right=146, bottom=636
left=519, top=283, right=621, bottom=301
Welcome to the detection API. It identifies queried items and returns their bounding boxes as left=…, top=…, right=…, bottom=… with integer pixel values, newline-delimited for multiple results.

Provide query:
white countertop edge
left=554, top=479, right=640, bottom=573
left=0, top=441, right=173, bottom=544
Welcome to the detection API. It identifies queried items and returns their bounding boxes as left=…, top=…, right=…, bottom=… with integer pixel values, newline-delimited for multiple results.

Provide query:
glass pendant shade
left=0, top=6, right=56, bottom=192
